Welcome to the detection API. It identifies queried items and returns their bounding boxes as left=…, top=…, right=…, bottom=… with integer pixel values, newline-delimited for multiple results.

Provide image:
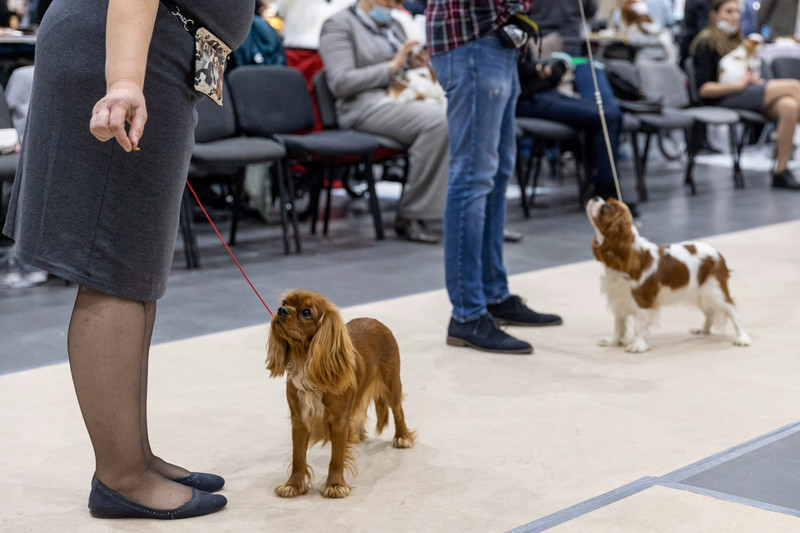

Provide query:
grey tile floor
left=2, top=151, right=800, bottom=374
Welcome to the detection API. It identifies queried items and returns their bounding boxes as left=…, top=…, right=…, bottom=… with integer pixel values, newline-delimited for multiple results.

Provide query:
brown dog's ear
left=306, top=308, right=357, bottom=393
left=266, top=323, right=289, bottom=378
left=593, top=213, right=635, bottom=273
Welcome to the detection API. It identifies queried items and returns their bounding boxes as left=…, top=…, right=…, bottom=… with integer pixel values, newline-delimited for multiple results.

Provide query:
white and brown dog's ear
left=306, top=302, right=357, bottom=394
left=266, top=320, right=289, bottom=378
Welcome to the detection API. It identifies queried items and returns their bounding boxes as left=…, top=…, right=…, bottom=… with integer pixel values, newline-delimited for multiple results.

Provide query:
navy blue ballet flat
left=88, top=477, right=227, bottom=519
left=172, top=472, right=225, bottom=493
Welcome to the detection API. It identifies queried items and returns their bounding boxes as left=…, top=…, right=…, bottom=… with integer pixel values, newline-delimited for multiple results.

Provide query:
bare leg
left=763, top=80, right=800, bottom=173
left=68, top=286, right=191, bottom=509
left=138, top=301, right=191, bottom=480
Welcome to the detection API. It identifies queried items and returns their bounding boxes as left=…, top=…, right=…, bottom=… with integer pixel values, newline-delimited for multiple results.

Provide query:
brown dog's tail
left=374, top=395, right=389, bottom=435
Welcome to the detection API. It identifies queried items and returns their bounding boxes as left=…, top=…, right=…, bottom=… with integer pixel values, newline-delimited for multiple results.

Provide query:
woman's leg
left=763, top=79, right=800, bottom=110
left=138, top=301, right=191, bottom=480
left=763, top=94, right=800, bottom=173
left=68, top=286, right=192, bottom=509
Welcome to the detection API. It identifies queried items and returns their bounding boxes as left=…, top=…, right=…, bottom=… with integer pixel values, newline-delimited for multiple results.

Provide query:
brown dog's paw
left=392, top=435, right=415, bottom=449
left=321, top=483, right=351, bottom=498
left=275, top=482, right=308, bottom=498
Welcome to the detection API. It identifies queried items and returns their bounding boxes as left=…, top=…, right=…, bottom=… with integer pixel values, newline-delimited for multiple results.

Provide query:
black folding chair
left=228, top=65, right=384, bottom=243
left=180, top=83, right=288, bottom=267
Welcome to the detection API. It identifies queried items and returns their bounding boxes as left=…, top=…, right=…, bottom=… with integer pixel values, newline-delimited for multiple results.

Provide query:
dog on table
left=586, top=198, right=751, bottom=352
left=266, top=289, right=415, bottom=498
left=718, top=33, right=765, bottom=86
left=617, top=0, right=677, bottom=62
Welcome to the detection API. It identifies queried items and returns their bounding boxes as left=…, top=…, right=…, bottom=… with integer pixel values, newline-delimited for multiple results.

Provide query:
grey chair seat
left=278, top=130, right=380, bottom=157
left=516, top=117, right=578, bottom=141
left=678, top=106, right=740, bottom=125
left=371, top=134, right=408, bottom=151
left=192, top=137, right=286, bottom=166
left=637, top=109, right=695, bottom=130
left=736, top=109, right=768, bottom=123
left=622, top=113, right=641, bottom=132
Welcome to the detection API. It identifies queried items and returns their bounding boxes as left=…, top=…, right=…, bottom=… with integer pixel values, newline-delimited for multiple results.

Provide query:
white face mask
left=716, top=20, right=740, bottom=36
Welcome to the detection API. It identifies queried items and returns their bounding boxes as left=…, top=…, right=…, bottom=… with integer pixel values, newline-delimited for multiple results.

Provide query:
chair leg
left=309, top=165, right=325, bottom=235
left=529, top=141, right=544, bottom=206
left=180, top=186, right=200, bottom=269
left=516, top=137, right=531, bottom=219
left=729, top=123, right=745, bottom=189
left=684, top=125, right=698, bottom=195
left=629, top=131, right=646, bottom=203
left=363, top=156, right=384, bottom=239
left=228, top=168, right=246, bottom=246
left=323, top=165, right=337, bottom=237
left=282, top=160, right=302, bottom=253
left=275, top=161, right=292, bottom=255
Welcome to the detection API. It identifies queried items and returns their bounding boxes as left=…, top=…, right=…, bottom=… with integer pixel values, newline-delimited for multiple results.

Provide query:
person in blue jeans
left=517, top=55, right=623, bottom=200
left=427, top=1, right=562, bottom=355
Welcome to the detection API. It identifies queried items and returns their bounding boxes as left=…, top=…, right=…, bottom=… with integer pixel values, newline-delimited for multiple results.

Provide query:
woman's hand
left=408, top=46, right=429, bottom=68
left=737, top=69, right=763, bottom=90
left=90, top=80, right=147, bottom=153
left=390, top=40, right=421, bottom=74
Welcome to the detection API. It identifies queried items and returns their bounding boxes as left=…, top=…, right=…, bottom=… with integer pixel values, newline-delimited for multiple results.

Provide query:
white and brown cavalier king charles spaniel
left=266, top=290, right=415, bottom=499
left=587, top=198, right=751, bottom=352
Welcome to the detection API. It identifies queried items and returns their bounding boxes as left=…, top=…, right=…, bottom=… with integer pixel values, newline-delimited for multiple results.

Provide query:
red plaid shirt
left=426, top=0, right=533, bottom=56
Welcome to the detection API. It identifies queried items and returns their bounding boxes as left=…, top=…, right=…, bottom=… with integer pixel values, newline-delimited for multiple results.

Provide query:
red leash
left=185, top=180, right=273, bottom=317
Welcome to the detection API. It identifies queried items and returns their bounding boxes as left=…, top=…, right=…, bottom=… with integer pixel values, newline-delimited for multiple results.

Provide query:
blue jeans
left=516, top=64, right=622, bottom=187
left=431, top=34, right=519, bottom=322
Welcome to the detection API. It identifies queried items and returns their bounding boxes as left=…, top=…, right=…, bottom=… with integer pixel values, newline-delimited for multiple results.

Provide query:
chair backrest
left=771, top=56, right=800, bottom=81
left=682, top=56, right=702, bottom=106
left=194, top=80, right=237, bottom=143
left=227, top=65, right=315, bottom=136
left=311, top=70, right=339, bottom=130
left=637, top=60, right=691, bottom=108
left=602, top=59, right=643, bottom=101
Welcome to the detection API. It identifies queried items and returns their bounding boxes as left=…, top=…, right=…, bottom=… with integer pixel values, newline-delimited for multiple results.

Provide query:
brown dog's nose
left=277, top=306, right=290, bottom=316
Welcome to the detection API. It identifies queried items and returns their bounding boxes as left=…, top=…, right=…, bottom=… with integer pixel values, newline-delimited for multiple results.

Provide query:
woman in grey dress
left=2, top=0, right=253, bottom=519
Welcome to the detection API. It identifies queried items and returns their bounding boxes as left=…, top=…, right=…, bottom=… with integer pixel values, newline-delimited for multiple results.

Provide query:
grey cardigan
left=319, top=7, right=408, bottom=128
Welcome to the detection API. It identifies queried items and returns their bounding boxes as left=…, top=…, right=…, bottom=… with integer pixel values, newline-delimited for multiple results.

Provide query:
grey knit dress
left=2, top=0, right=253, bottom=300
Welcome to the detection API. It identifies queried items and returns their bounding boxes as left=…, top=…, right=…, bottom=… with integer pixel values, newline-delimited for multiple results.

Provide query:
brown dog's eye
left=601, top=204, right=610, bottom=213
left=282, top=300, right=288, bottom=306
left=302, top=309, right=312, bottom=319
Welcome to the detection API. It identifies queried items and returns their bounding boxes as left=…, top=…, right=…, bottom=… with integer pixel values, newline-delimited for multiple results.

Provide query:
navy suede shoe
left=172, top=472, right=225, bottom=493
left=88, top=477, right=227, bottom=519
left=446, top=314, right=533, bottom=354
left=487, top=295, right=563, bottom=327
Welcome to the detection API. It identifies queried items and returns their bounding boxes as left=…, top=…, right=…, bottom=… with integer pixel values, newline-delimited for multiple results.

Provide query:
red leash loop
left=185, top=180, right=273, bottom=317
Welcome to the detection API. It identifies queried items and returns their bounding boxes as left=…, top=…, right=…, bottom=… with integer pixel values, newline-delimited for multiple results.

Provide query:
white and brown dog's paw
left=625, top=338, right=650, bottom=353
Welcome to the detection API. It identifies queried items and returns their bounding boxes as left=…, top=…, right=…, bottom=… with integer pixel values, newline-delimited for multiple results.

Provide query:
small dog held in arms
left=717, top=33, right=765, bottom=86
left=266, top=290, right=415, bottom=498
left=386, top=66, right=447, bottom=106
left=586, top=198, right=751, bottom=352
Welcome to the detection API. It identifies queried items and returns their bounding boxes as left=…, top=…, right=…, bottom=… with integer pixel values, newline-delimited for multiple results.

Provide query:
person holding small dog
left=427, top=1, right=563, bottom=354
left=690, top=0, right=800, bottom=190
left=3, top=0, right=253, bottom=520
left=319, top=0, right=449, bottom=244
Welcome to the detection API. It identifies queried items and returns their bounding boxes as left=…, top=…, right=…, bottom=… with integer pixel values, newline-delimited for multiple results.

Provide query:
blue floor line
left=506, top=477, right=658, bottom=533
left=507, top=420, right=800, bottom=532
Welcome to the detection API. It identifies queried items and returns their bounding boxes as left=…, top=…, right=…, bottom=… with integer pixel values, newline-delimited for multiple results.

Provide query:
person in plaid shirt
left=428, top=1, right=563, bottom=355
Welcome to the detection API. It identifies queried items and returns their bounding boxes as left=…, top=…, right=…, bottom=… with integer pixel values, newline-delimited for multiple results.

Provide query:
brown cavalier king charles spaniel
left=266, top=290, right=415, bottom=499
